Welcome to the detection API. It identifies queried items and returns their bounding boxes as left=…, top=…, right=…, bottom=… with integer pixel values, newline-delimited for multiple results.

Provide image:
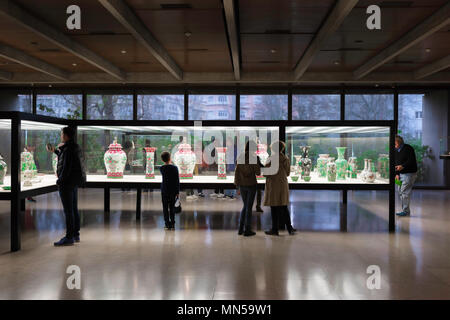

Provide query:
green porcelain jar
left=335, top=147, right=347, bottom=180
left=0, top=155, right=7, bottom=185
left=326, top=157, right=336, bottom=182
left=317, top=154, right=329, bottom=178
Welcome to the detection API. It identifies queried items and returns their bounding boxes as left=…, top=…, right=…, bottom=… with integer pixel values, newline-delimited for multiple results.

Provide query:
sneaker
left=264, top=230, right=279, bottom=236
left=54, top=237, right=74, bottom=246
left=198, top=193, right=205, bottom=198
left=164, top=225, right=171, bottom=230
left=217, top=193, right=225, bottom=198
left=192, top=195, right=198, bottom=200
left=186, top=195, right=194, bottom=200
left=210, top=193, right=218, bottom=198
left=256, top=206, right=264, bottom=213
left=396, top=211, right=410, bottom=217
left=238, top=229, right=244, bottom=236
left=74, top=235, right=80, bottom=243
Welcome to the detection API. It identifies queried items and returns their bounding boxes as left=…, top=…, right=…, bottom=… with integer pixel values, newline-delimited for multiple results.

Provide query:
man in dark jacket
left=47, top=127, right=86, bottom=246
left=159, top=151, right=180, bottom=230
left=395, top=135, right=418, bottom=217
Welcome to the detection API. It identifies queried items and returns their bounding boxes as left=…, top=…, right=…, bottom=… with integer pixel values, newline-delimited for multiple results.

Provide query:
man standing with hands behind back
left=47, top=127, right=86, bottom=246
left=394, top=135, right=418, bottom=217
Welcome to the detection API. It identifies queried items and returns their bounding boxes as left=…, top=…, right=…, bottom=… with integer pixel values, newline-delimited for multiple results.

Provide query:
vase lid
left=145, top=147, right=157, bottom=152
left=178, top=143, right=193, bottom=153
left=108, top=137, right=123, bottom=151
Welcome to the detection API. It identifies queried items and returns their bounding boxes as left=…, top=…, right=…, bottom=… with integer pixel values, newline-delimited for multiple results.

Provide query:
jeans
left=58, top=186, right=80, bottom=239
left=398, top=173, right=417, bottom=214
left=162, top=193, right=176, bottom=226
left=225, top=189, right=236, bottom=197
left=239, top=186, right=256, bottom=231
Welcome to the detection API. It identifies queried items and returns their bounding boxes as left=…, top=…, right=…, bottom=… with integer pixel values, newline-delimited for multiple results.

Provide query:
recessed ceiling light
left=375, top=84, right=379, bottom=87
left=184, top=31, right=192, bottom=37
left=425, top=48, right=431, bottom=53
left=48, top=84, right=52, bottom=88
left=72, top=63, right=77, bottom=67
left=121, top=50, right=127, bottom=54
left=270, top=49, right=277, bottom=54
left=334, top=60, right=340, bottom=65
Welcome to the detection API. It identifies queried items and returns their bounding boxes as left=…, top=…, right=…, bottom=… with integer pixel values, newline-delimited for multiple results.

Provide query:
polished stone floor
left=0, top=188, right=450, bottom=299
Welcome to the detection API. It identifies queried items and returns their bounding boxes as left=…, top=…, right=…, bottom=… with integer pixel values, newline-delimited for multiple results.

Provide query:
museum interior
left=0, top=0, right=449, bottom=300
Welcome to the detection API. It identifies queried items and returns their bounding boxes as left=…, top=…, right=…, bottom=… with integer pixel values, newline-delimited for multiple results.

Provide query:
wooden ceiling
left=0, top=0, right=448, bottom=85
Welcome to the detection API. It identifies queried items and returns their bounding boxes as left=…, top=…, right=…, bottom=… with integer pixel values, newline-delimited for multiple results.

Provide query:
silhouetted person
left=159, top=151, right=180, bottom=230
left=48, top=127, right=86, bottom=246
left=395, top=135, right=418, bottom=217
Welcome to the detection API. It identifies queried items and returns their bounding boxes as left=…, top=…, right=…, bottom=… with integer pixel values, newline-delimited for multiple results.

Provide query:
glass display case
left=0, top=119, right=11, bottom=193
left=20, top=120, right=65, bottom=191
left=78, top=125, right=280, bottom=184
left=286, top=126, right=391, bottom=184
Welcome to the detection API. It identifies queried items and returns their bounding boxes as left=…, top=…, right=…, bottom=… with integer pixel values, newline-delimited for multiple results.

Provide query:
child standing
left=159, top=151, right=180, bottom=230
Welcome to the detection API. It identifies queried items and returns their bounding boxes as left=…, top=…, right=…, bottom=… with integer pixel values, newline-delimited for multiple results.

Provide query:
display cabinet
left=0, top=112, right=70, bottom=251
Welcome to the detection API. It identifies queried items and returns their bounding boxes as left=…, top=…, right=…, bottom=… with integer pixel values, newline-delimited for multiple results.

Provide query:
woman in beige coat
left=263, top=141, right=295, bottom=236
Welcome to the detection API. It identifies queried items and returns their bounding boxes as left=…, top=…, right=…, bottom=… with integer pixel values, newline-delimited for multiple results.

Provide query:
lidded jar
left=104, top=137, right=127, bottom=179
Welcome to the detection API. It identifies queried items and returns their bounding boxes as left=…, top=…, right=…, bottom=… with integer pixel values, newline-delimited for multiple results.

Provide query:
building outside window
left=292, top=94, right=340, bottom=120
left=240, top=94, right=288, bottom=120
left=345, top=94, right=394, bottom=120
left=189, top=95, right=236, bottom=120
left=137, top=95, right=184, bottom=120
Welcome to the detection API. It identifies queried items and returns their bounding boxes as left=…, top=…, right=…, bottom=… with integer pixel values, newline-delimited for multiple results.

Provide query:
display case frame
left=2, top=113, right=396, bottom=252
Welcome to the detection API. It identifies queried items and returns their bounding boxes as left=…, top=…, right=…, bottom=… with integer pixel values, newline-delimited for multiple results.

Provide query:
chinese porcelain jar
left=326, top=157, right=337, bottom=182
left=173, top=143, right=196, bottom=179
left=216, top=147, right=227, bottom=179
left=0, top=155, right=6, bottom=185
left=21, top=149, right=37, bottom=179
left=377, top=154, right=389, bottom=179
left=347, top=156, right=357, bottom=179
left=335, top=147, right=348, bottom=180
left=300, top=146, right=312, bottom=179
left=361, top=159, right=376, bottom=183
left=317, top=154, right=329, bottom=178
left=52, top=153, right=58, bottom=175
left=144, top=147, right=157, bottom=179
left=255, top=143, right=269, bottom=180
left=104, top=137, right=127, bottom=179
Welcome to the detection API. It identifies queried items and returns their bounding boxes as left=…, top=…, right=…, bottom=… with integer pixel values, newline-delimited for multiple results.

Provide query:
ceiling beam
left=354, top=2, right=450, bottom=79
left=0, top=70, right=13, bottom=81
left=0, top=43, right=69, bottom=80
left=98, top=0, right=183, bottom=80
left=223, top=0, right=240, bottom=80
left=1, top=71, right=450, bottom=84
left=0, top=0, right=126, bottom=80
left=415, top=55, right=450, bottom=79
left=294, top=0, right=358, bottom=80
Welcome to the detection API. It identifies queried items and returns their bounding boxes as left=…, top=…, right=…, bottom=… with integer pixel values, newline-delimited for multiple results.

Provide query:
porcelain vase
left=216, top=147, right=227, bottom=179
left=21, top=149, right=37, bottom=179
left=317, top=154, right=329, bottom=178
left=377, top=154, right=389, bottom=179
left=144, top=147, right=157, bottom=179
left=347, top=156, right=357, bottom=179
left=361, top=159, right=376, bottom=183
left=255, top=143, right=269, bottom=180
left=52, top=153, right=58, bottom=175
left=104, top=137, right=127, bottom=179
left=173, top=143, right=196, bottom=179
left=300, top=146, right=312, bottom=179
left=335, top=147, right=347, bottom=180
left=327, top=157, right=337, bottom=182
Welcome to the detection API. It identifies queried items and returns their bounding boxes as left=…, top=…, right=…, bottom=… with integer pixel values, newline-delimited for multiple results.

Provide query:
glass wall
left=240, top=94, right=288, bottom=120
left=0, top=90, right=32, bottom=112
left=292, top=94, right=340, bottom=120
left=345, top=94, right=394, bottom=120
left=36, top=94, right=82, bottom=119
left=86, top=94, right=133, bottom=120
left=137, top=95, right=184, bottom=120
left=188, top=95, right=236, bottom=120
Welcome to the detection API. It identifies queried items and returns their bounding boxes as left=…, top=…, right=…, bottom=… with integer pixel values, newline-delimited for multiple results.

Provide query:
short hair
left=161, top=151, right=171, bottom=163
left=395, top=135, right=404, bottom=145
left=61, top=127, right=75, bottom=140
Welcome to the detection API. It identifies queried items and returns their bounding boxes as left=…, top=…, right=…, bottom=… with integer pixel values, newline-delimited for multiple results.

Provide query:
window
left=0, top=91, right=32, bottom=112
left=36, top=94, right=82, bottom=119
left=189, top=95, right=236, bottom=120
left=137, top=95, right=184, bottom=120
left=345, top=94, right=394, bottom=120
left=86, top=94, right=133, bottom=120
left=239, top=94, right=288, bottom=120
left=293, top=94, right=340, bottom=120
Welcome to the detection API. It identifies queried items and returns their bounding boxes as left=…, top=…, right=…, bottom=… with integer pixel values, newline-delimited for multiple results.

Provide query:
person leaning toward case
left=47, top=127, right=86, bottom=246
left=159, top=151, right=180, bottom=230
left=395, top=135, right=418, bottom=217
left=234, top=141, right=261, bottom=237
